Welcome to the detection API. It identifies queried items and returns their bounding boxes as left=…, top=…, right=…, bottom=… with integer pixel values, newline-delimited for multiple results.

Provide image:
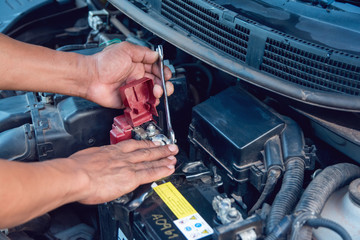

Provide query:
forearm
left=0, top=158, right=88, bottom=228
left=0, top=34, right=94, bottom=97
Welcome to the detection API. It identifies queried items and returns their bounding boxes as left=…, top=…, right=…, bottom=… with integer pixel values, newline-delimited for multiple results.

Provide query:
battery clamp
left=110, top=77, right=170, bottom=145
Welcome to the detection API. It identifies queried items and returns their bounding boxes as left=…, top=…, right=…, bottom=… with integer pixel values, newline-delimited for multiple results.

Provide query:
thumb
left=120, top=42, right=158, bottom=64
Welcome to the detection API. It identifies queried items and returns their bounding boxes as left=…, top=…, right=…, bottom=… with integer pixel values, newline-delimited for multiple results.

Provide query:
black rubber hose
left=251, top=136, right=284, bottom=215
left=291, top=163, right=360, bottom=240
left=265, top=215, right=294, bottom=240
left=266, top=117, right=306, bottom=235
left=266, top=158, right=305, bottom=234
left=305, top=218, right=352, bottom=240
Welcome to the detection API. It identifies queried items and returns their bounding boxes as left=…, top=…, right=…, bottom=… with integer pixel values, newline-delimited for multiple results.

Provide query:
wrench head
left=156, top=45, right=164, bottom=61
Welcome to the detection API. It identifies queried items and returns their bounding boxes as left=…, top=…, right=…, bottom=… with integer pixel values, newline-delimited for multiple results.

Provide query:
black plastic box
left=189, top=86, right=284, bottom=182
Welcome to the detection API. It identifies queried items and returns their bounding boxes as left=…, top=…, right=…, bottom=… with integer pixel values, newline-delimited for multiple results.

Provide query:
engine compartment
left=1, top=1, right=360, bottom=239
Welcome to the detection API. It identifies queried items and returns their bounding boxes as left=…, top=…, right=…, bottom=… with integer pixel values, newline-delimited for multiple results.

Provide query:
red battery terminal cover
left=110, top=77, right=158, bottom=144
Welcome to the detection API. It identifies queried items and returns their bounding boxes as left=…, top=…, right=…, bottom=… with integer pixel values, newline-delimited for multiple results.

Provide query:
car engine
left=0, top=0, right=360, bottom=239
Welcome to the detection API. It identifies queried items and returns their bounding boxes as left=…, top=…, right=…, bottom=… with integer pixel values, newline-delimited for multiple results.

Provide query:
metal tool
left=156, top=45, right=176, bottom=144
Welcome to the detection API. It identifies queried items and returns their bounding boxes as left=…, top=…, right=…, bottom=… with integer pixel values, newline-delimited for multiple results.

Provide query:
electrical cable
left=248, top=169, right=281, bottom=215
left=99, top=38, right=122, bottom=47
left=305, top=218, right=352, bottom=240
left=56, top=43, right=98, bottom=52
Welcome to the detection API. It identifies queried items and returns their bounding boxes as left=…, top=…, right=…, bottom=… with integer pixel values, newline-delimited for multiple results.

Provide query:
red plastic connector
left=110, top=77, right=158, bottom=144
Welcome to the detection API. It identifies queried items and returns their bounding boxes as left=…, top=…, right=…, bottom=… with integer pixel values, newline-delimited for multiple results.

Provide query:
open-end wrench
left=156, top=45, right=176, bottom=144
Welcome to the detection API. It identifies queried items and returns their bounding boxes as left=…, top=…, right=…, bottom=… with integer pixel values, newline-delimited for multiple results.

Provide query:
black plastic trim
left=109, top=0, right=360, bottom=112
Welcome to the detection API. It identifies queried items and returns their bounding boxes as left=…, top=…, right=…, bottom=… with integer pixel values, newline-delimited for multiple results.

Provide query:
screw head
left=147, top=124, right=156, bottom=131
left=228, top=209, right=238, bottom=218
left=88, top=137, right=95, bottom=146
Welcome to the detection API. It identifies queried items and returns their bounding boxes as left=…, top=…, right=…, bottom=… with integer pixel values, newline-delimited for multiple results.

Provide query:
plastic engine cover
left=189, top=86, right=284, bottom=182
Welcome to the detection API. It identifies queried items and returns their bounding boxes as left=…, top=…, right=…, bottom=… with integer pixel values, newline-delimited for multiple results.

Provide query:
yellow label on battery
left=153, top=182, right=197, bottom=219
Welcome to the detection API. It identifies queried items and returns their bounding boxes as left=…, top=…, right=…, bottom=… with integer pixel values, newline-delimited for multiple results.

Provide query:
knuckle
left=146, top=167, right=157, bottom=176
left=124, top=139, right=137, bottom=145
left=162, top=145, right=172, bottom=155
left=164, top=159, right=173, bottom=166
left=140, top=148, right=153, bottom=158
left=141, top=162, right=150, bottom=169
left=142, top=140, right=153, bottom=148
left=129, top=162, right=138, bottom=171
left=158, top=158, right=170, bottom=167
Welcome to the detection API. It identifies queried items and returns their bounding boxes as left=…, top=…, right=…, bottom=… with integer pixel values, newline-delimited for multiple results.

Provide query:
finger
left=153, top=77, right=162, bottom=88
left=153, top=76, right=173, bottom=90
left=143, top=72, right=155, bottom=81
left=135, top=166, right=175, bottom=185
left=165, top=67, right=172, bottom=80
left=116, top=139, right=162, bottom=153
left=153, top=84, right=163, bottom=99
left=166, top=81, right=174, bottom=96
left=128, top=144, right=179, bottom=163
left=144, top=63, right=153, bottom=74
left=153, top=81, right=174, bottom=98
left=120, top=42, right=158, bottom=64
left=151, top=64, right=172, bottom=80
left=133, top=156, right=177, bottom=171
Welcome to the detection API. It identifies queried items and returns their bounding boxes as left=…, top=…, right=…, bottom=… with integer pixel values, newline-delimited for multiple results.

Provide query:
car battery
left=98, top=175, right=219, bottom=240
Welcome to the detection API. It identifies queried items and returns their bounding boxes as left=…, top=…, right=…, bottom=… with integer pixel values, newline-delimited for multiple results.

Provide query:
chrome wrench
left=156, top=45, right=176, bottom=144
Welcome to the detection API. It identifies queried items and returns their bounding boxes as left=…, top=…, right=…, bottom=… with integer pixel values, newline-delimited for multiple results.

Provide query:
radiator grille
left=261, top=38, right=360, bottom=95
left=161, top=0, right=249, bottom=62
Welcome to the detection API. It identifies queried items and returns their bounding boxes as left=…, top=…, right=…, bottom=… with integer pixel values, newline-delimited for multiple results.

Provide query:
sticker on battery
left=152, top=182, right=213, bottom=240
left=117, top=227, right=128, bottom=240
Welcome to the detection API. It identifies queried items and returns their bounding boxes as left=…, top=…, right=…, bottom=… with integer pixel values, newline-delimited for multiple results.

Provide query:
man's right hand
left=68, top=139, right=178, bottom=205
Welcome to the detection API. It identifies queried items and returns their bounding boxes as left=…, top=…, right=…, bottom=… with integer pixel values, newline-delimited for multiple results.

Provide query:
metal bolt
left=113, top=193, right=132, bottom=204
left=228, top=209, right=238, bottom=218
left=146, top=123, right=156, bottom=137
left=220, top=199, right=231, bottom=209
left=147, top=124, right=156, bottom=132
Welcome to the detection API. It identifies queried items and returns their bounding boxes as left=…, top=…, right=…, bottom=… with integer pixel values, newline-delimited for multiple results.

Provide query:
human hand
left=68, top=139, right=178, bottom=204
left=86, top=42, right=174, bottom=108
